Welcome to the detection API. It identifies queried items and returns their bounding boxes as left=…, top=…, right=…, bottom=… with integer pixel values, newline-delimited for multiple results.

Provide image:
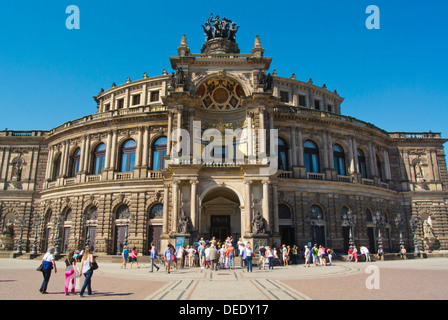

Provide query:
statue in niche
left=2, top=222, right=14, bottom=237
left=11, top=159, right=23, bottom=182
left=414, top=160, right=425, bottom=183
left=423, top=215, right=435, bottom=239
left=252, top=211, right=267, bottom=234
left=177, top=209, right=191, bottom=234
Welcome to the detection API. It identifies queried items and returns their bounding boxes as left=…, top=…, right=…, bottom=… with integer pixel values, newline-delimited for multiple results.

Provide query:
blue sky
left=0, top=0, right=447, bottom=151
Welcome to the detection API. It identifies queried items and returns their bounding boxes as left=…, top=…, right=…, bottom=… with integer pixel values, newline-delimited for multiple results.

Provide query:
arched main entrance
left=199, top=187, right=241, bottom=242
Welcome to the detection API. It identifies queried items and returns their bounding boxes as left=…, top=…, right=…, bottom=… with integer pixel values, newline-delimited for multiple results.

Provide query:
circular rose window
left=213, top=88, right=229, bottom=104
left=197, top=78, right=245, bottom=111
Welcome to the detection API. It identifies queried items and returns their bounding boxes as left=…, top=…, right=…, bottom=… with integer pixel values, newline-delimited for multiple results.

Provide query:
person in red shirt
left=348, top=247, right=354, bottom=262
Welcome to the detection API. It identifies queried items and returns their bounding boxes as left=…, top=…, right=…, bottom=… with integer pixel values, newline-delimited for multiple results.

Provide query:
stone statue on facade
left=11, top=158, right=23, bottom=182
left=423, top=215, right=439, bottom=251
left=423, top=216, right=435, bottom=239
left=175, top=67, right=184, bottom=85
left=252, top=211, right=267, bottom=234
left=415, top=161, right=425, bottom=182
left=264, top=73, right=273, bottom=92
left=177, top=209, right=191, bottom=234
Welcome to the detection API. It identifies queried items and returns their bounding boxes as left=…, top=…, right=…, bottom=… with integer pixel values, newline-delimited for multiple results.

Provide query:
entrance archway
left=200, top=187, right=241, bottom=243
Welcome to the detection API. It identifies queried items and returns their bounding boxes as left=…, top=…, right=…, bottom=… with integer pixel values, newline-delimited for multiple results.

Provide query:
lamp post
left=342, top=209, right=356, bottom=249
left=372, top=211, right=385, bottom=251
left=83, top=214, right=90, bottom=249
left=54, top=212, right=63, bottom=256
left=124, top=213, right=135, bottom=249
left=394, top=214, right=405, bottom=249
left=31, top=214, right=41, bottom=255
left=16, top=213, right=26, bottom=254
left=409, top=217, right=420, bottom=255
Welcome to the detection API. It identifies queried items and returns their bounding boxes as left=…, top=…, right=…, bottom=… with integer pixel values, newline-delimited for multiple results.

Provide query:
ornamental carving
left=196, top=78, right=246, bottom=111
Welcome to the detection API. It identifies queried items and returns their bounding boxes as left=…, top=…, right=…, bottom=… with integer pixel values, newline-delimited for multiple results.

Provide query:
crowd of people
left=151, top=237, right=335, bottom=273
left=37, top=237, right=409, bottom=295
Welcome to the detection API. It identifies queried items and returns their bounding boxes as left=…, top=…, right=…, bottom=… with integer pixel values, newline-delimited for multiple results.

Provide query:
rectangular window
left=104, top=103, right=110, bottom=111
left=298, top=95, right=306, bottom=107
left=327, top=104, right=333, bottom=113
left=116, top=98, right=124, bottom=109
left=280, top=91, right=289, bottom=103
left=314, top=100, right=320, bottom=110
left=132, top=94, right=141, bottom=106
left=150, top=91, right=160, bottom=102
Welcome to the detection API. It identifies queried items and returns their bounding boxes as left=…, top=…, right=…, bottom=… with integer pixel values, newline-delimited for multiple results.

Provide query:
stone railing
left=277, top=171, right=293, bottom=179
left=307, top=172, right=325, bottom=180
left=388, top=132, right=442, bottom=139
left=337, top=175, right=353, bottom=183
left=114, top=172, right=133, bottom=180
left=273, top=105, right=387, bottom=134
left=48, top=105, right=168, bottom=136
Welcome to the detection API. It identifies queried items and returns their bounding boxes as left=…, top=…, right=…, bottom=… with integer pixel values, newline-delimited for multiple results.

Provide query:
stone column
left=190, top=180, right=198, bottom=231
left=142, top=83, right=148, bottom=105
left=262, top=181, right=270, bottom=232
left=384, top=149, right=391, bottom=180
left=244, top=181, right=252, bottom=234
left=135, top=126, right=143, bottom=168
left=291, top=127, right=297, bottom=167
left=79, top=135, right=86, bottom=173
left=172, top=181, right=179, bottom=233
left=272, top=183, right=279, bottom=235
left=247, top=112, right=254, bottom=163
left=60, top=141, right=68, bottom=177
left=110, top=130, right=117, bottom=170
left=142, top=126, right=149, bottom=168
left=322, top=132, right=329, bottom=169
left=352, top=138, right=359, bottom=174
left=327, top=133, right=333, bottom=170
left=259, top=108, right=266, bottom=162
left=105, top=131, right=112, bottom=170
left=163, top=184, right=169, bottom=235
left=297, top=130, right=304, bottom=167
left=45, top=146, right=55, bottom=181
left=166, top=111, right=173, bottom=156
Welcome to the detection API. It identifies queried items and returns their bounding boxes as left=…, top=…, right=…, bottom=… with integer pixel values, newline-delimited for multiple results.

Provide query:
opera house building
left=1, top=17, right=447, bottom=257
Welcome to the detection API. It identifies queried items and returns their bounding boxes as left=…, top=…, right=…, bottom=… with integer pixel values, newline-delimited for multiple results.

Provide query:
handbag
left=90, top=261, right=98, bottom=270
left=36, top=263, right=43, bottom=272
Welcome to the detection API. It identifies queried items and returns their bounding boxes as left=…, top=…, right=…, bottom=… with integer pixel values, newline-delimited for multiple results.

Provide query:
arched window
left=357, top=149, right=367, bottom=178
left=310, top=205, right=324, bottom=220
left=69, top=148, right=81, bottom=178
left=152, top=137, right=167, bottom=170
left=276, top=138, right=289, bottom=171
left=93, top=143, right=106, bottom=175
left=86, top=206, right=98, bottom=220
left=278, top=204, right=292, bottom=220
left=51, top=153, right=61, bottom=181
left=333, top=144, right=347, bottom=176
left=64, top=209, right=72, bottom=221
left=149, top=204, right=163, bottom=219
left=366, top=209, right=373, bottom=222
left=304, top=140, right=320, bottom=173
left=120, top=140, right=136, bottom=172
left=116, top=204, right=130, bottom=220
